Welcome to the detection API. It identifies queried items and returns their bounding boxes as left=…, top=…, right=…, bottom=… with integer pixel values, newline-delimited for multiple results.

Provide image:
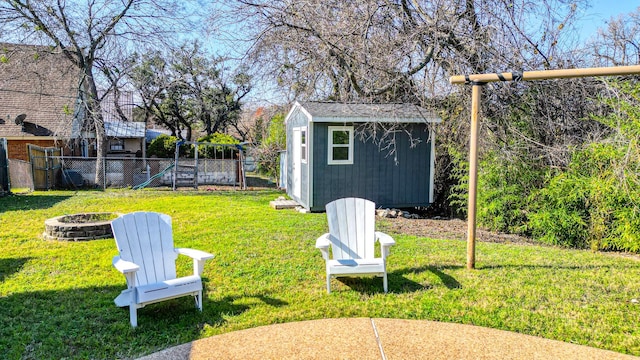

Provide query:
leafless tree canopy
left=226, top=0, right=586, bottom=103
left=589, top=8, right=640, bottom=66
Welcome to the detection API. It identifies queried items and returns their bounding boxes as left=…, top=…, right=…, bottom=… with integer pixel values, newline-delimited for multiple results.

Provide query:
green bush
left=445, top=146, right=469, bottom=219
left=194, top=133, right=240, bottom=159
left=253, top=113, right=286, bottom=180
left=527, top=81, right=640, bottom=252
left=529, top=142, right=640, bottom=251
left=471, top=81, right=640, bottom=253
left=528, top=173, right=590, bottom=248
left=147, top=134, right=179, bottom=158
left=476, top=151, right=545, bottom=235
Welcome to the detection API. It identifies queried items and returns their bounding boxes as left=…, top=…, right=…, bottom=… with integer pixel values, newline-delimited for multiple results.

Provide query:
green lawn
left=1, top=189, right=639, bottom=359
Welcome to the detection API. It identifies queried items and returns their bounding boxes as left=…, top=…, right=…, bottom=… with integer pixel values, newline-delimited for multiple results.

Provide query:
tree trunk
left=83, top=65, right=107, bottom=188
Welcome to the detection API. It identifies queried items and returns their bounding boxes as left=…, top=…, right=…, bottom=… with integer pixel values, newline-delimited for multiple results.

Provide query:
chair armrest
left=376, top=232, right=395, bottom=260
left=176, top=248, right=215, bottom=261
left=315, top=233, right=331, bottom=249
left=176, top=248, right=214, bottom=276
left=112, top=256, right=140, bottom=274
left=315, top=233, right=331, bottom=260
left=375, top=232, right=396, bottom=246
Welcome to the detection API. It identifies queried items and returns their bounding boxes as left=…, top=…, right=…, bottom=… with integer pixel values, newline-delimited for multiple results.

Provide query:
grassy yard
left=0, top=189, right=639, bottom=359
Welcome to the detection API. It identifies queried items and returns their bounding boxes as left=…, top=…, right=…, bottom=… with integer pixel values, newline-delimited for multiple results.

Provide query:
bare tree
left=589, top=8, right=640, bottom=66
left=0, top=0, right=196, bottom=185
left=223, top=0, right=586, bottom=103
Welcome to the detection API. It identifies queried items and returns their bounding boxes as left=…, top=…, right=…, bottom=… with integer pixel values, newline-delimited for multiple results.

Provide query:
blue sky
left=576, top=1, right=639, bottom=40
left=586, top=0, right=638, bottom=19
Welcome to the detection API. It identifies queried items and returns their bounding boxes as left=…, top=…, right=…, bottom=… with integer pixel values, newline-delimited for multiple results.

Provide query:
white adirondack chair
left=111, top=211, right=214, bottom=327
left=315, top=197, right=396, bottom=293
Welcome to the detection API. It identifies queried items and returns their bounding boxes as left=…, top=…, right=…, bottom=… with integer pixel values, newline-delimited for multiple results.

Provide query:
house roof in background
left=105, top=121, right=145, bottom=138
left=146, top=128, right=170, bottom=143
left=0, top=42, right=79, bottom=138
left=145, top=128, right=192, bottom=143
left=297, top=101, right=442, bottom=123
left=101, top=90, right=135, bottom=123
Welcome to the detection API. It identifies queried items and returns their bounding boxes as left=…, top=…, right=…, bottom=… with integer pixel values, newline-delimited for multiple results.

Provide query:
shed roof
left=297, top=101, right=441, bottom=123
left=0, top=43, right=79, bottom=138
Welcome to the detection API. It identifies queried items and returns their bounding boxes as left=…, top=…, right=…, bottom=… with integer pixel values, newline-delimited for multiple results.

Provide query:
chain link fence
left=48, top=156, right=242, bottom=189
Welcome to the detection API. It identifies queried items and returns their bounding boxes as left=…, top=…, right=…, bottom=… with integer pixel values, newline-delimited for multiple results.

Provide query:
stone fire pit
left=44, top=212, right=120, bottom=241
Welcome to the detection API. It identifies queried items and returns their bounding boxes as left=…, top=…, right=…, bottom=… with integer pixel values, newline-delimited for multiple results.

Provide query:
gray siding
left=311, top=123, right=432, bottom=211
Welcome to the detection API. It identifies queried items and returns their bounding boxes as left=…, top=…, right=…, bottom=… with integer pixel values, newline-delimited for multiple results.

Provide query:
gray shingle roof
left=299, top=102, right=441, bottom=123
left=101, top=91, right=135, bottom=123
left=0, top=43, right=79, bottom=138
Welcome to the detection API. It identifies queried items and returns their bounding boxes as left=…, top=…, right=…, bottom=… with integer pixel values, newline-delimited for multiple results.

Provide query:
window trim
left=300, top=127, right=308, bottom=164
left=327, top=126, right=354, bottom=165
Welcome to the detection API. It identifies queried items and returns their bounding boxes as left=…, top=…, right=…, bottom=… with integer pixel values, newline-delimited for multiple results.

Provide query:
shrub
left=475, top=151, right=546, bottom=235
left=528, top=173, right=590, bottom=248
left=252, top=113, right=286, bottom=180
left=445, top=146, right=469, bottom=219
left=194, top=133, right=240, bottom=159
left=147, top=134, right=179, bottom=158
left=529, top=142, right=640, bottom=251
left=527, top=81, right=640, bottom=252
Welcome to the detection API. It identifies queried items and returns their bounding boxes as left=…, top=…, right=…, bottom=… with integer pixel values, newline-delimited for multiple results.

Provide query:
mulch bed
left=380, top=217, right=640, bottom=261
left=380, top=217, right=537, bottom=245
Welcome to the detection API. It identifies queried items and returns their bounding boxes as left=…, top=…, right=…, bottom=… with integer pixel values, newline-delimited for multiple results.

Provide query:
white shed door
left=292, top=128, right=302, bottom=199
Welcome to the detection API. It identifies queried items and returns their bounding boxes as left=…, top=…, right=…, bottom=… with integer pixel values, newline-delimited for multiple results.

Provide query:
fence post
left=103, top=156, right=107, bottom=189
left=0, top=138, right=8, bottom=194
left=44, top=149, right=49, bottom=190
left=194, top=143, right=199, bottom=189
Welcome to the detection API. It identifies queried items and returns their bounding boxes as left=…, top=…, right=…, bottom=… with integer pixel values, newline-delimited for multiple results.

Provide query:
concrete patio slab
left=136, top=318, right=638, bottom=360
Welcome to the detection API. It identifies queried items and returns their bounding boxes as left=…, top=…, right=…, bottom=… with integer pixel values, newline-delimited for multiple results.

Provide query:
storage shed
left=285, top=102, right=441, bottom=212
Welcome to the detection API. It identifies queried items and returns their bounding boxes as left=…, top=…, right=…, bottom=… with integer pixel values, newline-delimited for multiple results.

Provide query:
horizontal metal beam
left=450, top=65, right=640, bottom=84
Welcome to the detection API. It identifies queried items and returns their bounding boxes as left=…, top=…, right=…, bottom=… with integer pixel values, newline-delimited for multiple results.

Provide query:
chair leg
left=129, top=287, right=138, bottom=327
left=129, top=305, right=138, bottom=327
left=195, top=290, right=203, bottom=311
left=383, top=273, right=388, bottom=293
left=326, top=275, right=331, bottom=294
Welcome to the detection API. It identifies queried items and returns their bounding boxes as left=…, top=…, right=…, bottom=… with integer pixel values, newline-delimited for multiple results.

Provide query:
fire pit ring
left=44, top=212, right=120, bottom=241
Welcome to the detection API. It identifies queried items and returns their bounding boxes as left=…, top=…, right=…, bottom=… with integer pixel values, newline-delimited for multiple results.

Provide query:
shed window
left=328, top=126, right=353, bottom=165
left=301, top=128, right=307, bottom=163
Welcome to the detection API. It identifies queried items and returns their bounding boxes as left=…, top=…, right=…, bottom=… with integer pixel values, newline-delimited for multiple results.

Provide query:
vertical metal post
left=102, top=155, right=107, bottom=189
left=45, top=149, right=50, bottom=190
left=142, top=137, right=147, bottom=176
left=172, top=141, right=180, bottom=191
left=193, top=143, right=199, bottom=189
left=467, top=83, right=483, bottom=270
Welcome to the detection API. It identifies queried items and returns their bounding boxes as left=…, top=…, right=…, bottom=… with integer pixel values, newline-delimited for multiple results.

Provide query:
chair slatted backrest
left=325, top=198, right=376, bottom=260
left=111, top=212, right=178, bottom=286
